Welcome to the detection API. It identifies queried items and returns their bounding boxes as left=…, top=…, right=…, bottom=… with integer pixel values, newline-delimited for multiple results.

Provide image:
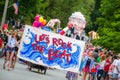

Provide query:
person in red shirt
left=104, top=55, right=111, bottom=80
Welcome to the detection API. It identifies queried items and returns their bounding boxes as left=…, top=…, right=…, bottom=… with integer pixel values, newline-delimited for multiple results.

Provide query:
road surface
left=0, top=58, right=82, bottom=80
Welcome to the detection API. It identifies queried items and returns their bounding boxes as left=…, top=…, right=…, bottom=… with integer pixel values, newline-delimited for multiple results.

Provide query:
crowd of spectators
left=79, top=44, right=120, bottom=80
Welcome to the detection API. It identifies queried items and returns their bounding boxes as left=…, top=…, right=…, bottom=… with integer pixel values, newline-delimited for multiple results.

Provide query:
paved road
left=0, top=58, right=82, bottom=80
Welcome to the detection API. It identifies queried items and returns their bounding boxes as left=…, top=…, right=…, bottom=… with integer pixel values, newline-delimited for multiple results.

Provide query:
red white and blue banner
left=17, top=25, right=85, bottom=73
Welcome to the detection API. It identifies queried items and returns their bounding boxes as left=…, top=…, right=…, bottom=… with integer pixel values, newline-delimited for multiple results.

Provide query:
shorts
left=104, top=71, right=109, bottom=78
left=6, top=46, right=15, bottom=53
left=112, top=73, right=118, bottom=78
left=118, top=74, right=120, bottom=78
left=108, top=72, right=112, bottom=75
left=82, top=65, right=90, bottom=73
left=97, top=69, right=106, bottom=78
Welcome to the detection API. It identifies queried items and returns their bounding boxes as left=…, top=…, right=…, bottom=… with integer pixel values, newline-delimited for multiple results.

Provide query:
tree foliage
left=0, top=0, right=95, bottom=27
left=93, top=0, right=120, bottom=53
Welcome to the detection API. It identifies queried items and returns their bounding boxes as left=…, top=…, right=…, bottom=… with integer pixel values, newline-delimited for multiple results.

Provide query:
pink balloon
left=34, top=15, right=40, bottom=21
left=32, top=21, right=42, bottom=28
left=33, top=15, right=45, bottom=28
left=32, top=21, right=38, bottom=27
left=37, top=22, right=41, bottom=27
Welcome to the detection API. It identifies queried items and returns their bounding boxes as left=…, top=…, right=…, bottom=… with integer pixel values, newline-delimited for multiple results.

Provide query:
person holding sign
left=59, top=12, right=87, bottom=80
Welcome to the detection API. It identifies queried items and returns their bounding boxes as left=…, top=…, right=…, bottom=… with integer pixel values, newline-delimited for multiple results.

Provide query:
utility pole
left=1, top=0, right=9, bottom=29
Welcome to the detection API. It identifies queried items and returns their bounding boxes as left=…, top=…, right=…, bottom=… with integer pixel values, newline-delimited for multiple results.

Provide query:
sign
left=17, top=25, right=85, bottom=73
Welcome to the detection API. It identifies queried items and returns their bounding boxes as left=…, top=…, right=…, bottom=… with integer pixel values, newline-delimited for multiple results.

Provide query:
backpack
left=86, top=58, right=91, bottom=66
left=104, top=59, right=111, bottom=72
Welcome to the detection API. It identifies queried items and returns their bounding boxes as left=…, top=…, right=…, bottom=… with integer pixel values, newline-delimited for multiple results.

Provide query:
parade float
left=17, top=12, right=88, bottom=76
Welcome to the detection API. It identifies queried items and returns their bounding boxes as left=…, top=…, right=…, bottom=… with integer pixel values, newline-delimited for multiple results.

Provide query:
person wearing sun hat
left=3, top=30, right=19, bottom=71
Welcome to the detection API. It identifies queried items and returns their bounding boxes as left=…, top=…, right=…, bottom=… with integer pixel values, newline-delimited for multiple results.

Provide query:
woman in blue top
left=82, top=51, right=95, bottom=80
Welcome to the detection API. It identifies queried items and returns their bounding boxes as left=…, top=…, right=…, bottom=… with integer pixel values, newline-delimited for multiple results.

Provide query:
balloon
left=32, top=15, right=47, bottom=28
left=35, top=15, right=40, bottom=21
left=39, top=17, right=43, bottom=22
left=37, top=22, right=41, bottom=27
left=42, top=19, right=47, bottom=25
left=32, top=21, right=40, bottom=28
left=41, top=22, right=44, bottom=26
left=32, top=21, right=37, bottom=27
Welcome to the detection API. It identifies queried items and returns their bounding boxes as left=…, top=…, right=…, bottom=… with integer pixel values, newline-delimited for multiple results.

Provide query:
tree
left=93, top=0, right=120, bottom=53
left=90, top=0, right=101, bottom=31
left=0, top=0, right=7, bottom=22
left=1, top=0, right=95, bottom=28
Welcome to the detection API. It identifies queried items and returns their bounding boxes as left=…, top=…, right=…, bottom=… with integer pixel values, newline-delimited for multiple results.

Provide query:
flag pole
left=1, top=0, right=9, bottom=30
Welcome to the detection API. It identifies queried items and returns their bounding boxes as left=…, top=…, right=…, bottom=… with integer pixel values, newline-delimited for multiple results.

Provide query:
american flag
left=13, top=2, right=18, bottom=15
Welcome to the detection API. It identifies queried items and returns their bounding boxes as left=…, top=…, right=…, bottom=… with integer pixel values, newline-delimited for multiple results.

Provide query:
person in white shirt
left=3, top=31, right=19, bottom=71
left=97, top=55, right=106, bottom=80
left=112, top=54, right=120, bottom=80
left=116, top=54, right=120, bottom=80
